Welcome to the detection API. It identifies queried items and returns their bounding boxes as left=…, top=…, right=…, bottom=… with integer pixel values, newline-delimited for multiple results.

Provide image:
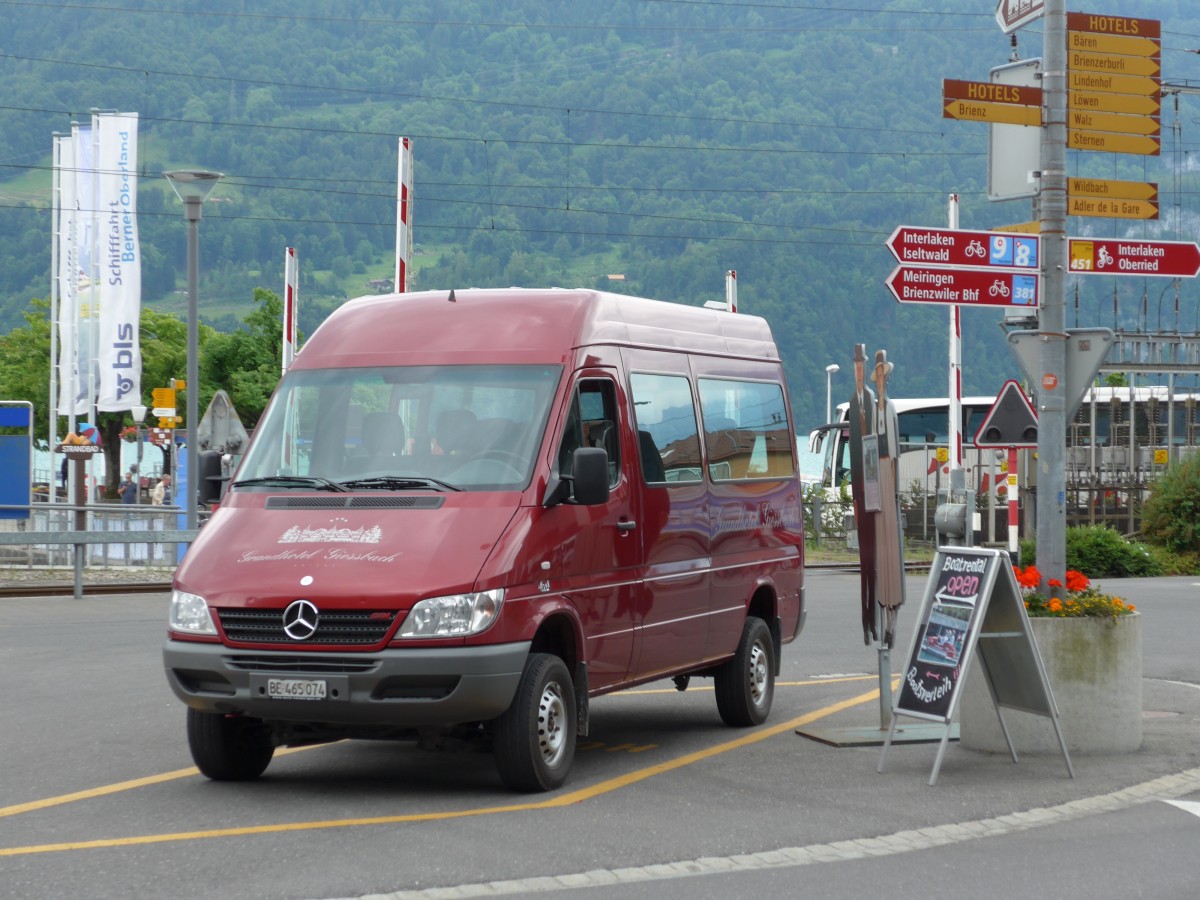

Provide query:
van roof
left=293, top=288, right=780, bottom=369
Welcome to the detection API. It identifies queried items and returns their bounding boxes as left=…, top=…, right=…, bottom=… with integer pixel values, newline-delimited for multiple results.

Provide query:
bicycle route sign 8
left=885, top=225, right=1039, bottom=270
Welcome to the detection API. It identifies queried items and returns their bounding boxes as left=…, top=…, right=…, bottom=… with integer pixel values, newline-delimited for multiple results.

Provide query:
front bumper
left=163, top=639, right=531, bottom=727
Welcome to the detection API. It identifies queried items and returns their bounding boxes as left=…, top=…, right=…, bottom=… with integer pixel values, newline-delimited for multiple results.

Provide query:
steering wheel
left=451, top=451, right=525, bottom=480
left=475, top=450, right=526, bottom=468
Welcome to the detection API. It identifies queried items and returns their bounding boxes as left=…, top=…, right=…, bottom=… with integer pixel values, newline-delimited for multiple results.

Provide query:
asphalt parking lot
left=1, top=570, right=1197, bottom=899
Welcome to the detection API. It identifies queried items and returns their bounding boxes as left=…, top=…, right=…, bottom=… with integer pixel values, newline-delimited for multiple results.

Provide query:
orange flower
left=1048, top=578, right=1063, bottom=589
left=1047, top=598, right=1063, bottom=612
left=1065, top=570, right=1090, bottom=593
left=1014, top=565, right=1041, bottom=590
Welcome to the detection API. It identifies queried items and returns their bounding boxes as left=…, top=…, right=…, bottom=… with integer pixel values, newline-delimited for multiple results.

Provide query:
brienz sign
left=885, top=266, right=1039, bottom=308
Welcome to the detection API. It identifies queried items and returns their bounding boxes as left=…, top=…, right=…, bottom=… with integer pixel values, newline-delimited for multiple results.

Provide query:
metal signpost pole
left=1038, top=0, right=1068, bottom=596
left=164, top=170, right=223, bottom=534
left=184, top=196, right=201, bottom=531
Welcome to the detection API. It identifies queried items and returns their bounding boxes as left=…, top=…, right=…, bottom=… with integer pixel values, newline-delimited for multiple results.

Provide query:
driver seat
left=362, top=412, right=406, bottom=467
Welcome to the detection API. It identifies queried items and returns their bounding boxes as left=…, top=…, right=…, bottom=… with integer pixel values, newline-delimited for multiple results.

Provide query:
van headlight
left=397, top=589, right=503, bottom=638
left=169, top=589, right=217, bottom=635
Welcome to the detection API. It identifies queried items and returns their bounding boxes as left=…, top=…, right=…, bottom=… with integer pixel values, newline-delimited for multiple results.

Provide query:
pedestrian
left=119, top=472, right=138, bottom=504
left=151, top=474, right=172, bottom=506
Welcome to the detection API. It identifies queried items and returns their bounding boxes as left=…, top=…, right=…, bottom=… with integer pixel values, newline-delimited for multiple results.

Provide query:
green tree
left=201, top=288, right=291, bottom=430
left=0, top=292, right=289, bottom=497
left=0, top=299, right=131, bottom=495
left=1141, top=454, right=1200, bottom=555
left=0, top=299, right=54, bottom=444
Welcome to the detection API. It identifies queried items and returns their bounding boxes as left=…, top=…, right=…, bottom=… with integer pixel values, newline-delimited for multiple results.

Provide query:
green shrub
left=1067, top=525, right=1161, bottom=577
left=1140, top=453, right=1200, bottom=555
left=1018, top=525, right=1162, bottom=578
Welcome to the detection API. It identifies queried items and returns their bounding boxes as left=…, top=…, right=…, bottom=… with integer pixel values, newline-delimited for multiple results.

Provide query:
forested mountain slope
left=2, top=0, right=1198, bottom=430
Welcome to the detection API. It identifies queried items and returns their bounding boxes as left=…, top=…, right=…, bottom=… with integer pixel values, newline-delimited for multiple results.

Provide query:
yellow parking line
left=0, top=677, right=874, bottom=821
left=624, top=674, right=876, bottom=695
left=0, top=745, right=318, bottom=820
left=0, top=684, right=885, bottom=858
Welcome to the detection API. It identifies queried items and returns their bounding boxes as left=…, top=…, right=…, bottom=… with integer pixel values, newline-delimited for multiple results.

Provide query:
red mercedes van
left=164, top=288, right=805, bottom=791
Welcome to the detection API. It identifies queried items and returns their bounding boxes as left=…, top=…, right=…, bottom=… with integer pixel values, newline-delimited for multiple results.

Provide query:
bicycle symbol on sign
left=965, top=239, right=987, bottom=259
left=1097, top=246, right=1114, bottom=269
left=988, top=280, right=1010, bottom=298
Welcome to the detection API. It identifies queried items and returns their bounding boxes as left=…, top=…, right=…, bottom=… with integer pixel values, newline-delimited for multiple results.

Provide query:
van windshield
left=235, top=364, right=562, bottom=492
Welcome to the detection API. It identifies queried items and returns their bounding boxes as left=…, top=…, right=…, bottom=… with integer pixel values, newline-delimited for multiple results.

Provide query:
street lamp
left=164, top=169, right=222, bottom=531
left=825, top=363, right=840, bottom=424
left=131, top=404, right=147, bottom=503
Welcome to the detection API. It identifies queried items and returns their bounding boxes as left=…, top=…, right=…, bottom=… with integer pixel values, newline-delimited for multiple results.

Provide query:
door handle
left=616, top=520, right=637, bottom=533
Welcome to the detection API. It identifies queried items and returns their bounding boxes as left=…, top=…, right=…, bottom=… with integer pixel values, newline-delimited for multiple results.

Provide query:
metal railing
left=0, top=502, right=200, bottom=598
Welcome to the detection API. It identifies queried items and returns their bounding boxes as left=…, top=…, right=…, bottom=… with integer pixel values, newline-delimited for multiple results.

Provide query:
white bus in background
left=807, top=396, right=1002, bottom=500
left=808, top=386, right=1200, bottom=534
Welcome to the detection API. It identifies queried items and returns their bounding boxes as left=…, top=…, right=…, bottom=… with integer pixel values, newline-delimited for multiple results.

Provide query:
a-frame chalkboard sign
left=877, top=547, right=1074, bottom=785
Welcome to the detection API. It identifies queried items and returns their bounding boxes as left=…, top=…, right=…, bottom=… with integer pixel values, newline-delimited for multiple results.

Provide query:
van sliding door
left=625, top=356, right=711, bottom=679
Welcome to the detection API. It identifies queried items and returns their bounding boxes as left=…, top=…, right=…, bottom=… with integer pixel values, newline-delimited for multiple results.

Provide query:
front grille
left=225, top=654, right=380, bottom=674
left=217, top=608, right=398, bottom=645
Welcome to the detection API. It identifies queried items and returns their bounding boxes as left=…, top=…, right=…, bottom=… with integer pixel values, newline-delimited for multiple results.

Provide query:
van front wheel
left=494, top=653, right=576, bottom=792
left=714, top=616, right=774, bottom=727
left=187, top=708, right=274, bottom=781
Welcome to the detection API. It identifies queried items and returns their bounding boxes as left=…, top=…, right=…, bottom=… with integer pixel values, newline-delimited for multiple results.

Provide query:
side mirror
left=542, top=446, right=610, bottom=508
left=571, top=447, right=610, bottom=506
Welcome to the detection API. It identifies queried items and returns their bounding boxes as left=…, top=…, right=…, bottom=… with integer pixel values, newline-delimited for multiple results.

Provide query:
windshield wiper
left=340, top=476, right=462, bottom=492
left=231, top=475, right=348, bottom=492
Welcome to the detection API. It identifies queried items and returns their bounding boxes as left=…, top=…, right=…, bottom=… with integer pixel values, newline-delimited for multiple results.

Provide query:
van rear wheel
left=494, top=653, right=576, bottom=792
left=714, top=616, right=774, bottom=727
left=187, top=708, right=275, bottom=781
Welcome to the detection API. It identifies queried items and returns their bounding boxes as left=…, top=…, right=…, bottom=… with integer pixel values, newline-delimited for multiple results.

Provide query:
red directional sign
left=996, top=0, right=1044, bottom=35
left=886, top=226, right=1039, bottom=270
left=886, top=266, right=1039, bottom=308
left=1067, top=238, right=1200, bottom=278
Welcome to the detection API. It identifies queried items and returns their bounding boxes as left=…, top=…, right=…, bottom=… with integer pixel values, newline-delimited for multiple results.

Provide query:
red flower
left=1014, top=565, right=1041, bottom=590
left=1065, top=570, right=1090, bottom=593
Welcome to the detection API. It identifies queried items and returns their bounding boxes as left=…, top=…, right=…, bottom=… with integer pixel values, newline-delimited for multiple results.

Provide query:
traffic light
left=974, top=380, right=1038, bottom=448
left=198, top=450, right=224, bottom=507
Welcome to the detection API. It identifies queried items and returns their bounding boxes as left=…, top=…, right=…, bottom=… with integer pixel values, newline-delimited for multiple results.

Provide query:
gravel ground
left=0, top=565, right=176, bottom=587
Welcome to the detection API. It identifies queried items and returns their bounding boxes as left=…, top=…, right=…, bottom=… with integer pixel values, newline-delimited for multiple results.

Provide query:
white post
left=282, top=246, right=298, bottom=374
left=725, top=269, right=737, bottom=313
left=1007, top=447, right=1020, bottom=555
left=395, top=137, right=413, bottom=292
left=49, top=133, right=63, bottom=503
left=947, top=194, right=964, bottom=492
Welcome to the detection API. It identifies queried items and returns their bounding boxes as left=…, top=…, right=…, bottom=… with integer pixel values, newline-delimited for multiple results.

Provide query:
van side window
left=558, top=379, right=621, bottom=491
left=698, top=379, right=795, bottom=481
left=629, top=373, right=702, bottom=484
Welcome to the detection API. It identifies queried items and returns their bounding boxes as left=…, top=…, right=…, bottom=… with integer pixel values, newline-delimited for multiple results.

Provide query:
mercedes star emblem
left=282, top=599, right=320, bottom=641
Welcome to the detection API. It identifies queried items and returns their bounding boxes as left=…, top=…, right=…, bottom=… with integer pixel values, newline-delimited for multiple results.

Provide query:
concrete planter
left=960, top=611, right=1142, bottom=755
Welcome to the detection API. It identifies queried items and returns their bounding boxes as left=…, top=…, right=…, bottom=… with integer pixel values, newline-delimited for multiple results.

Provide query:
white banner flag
left=95, top=112, right=142, bottom=411
left=54, top=132, right=80, bottom=415
left=76, top=122, right=99, bottom=416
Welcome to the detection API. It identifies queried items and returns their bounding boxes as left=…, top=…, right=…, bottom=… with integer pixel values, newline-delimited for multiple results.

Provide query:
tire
left=186, top=708, right=275, bottom=781
left=714, top=617, right=775, bottom=727
left=493, top=653, right=576, bottom=792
